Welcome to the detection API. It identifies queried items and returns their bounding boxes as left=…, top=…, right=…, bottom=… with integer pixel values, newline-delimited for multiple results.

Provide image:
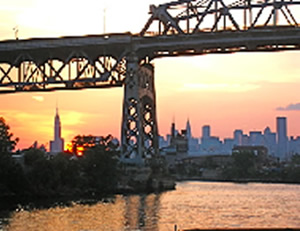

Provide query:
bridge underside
left=1, top=0, right=300, bottom=164
left=1, top=28, right=300, bottom=165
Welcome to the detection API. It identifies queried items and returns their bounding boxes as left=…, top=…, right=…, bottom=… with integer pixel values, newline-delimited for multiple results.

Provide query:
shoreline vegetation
left=1, top=117, right=300, bottom=211
left=1, top=145, right=300, bottom=202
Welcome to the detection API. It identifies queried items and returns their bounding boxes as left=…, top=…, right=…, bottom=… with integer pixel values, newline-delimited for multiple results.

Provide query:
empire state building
left=50, top=107, right=64, bottom=154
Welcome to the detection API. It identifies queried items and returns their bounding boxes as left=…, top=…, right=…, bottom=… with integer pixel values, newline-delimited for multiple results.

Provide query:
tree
left=52, top=152, right=82, bottom=191
left=281, top=154, right=300, bottom=183
left=291, top=154, right=300, bottom=165
left=223, top=150, right=257, bottom=179
left=0, top=118, right=28, bottom=196
left=26, top=157, right=58, bottom=195
left=71, top=135, right=120, bottom=193
left=80, top=144, right=119, bottom=193
left=0, top=117, right=19, bottom=153
left=23, top=148, right=45, bottom=167
left=71, top=134, right=119, bottom=156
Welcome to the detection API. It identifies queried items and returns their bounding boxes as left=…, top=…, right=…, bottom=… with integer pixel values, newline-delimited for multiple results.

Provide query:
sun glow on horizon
left=2, top=1, right=300, bottom=150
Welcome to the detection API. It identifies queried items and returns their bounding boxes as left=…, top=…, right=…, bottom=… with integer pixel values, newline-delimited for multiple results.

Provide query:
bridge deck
left=0, top=33, right=132, bottom=65
left=1, top=27, right=300, bottom=93
left=0, top=27, right=300, bottom=65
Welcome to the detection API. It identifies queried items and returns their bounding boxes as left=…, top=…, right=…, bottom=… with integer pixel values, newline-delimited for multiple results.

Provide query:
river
left=2, top=181, right=300, bottom=231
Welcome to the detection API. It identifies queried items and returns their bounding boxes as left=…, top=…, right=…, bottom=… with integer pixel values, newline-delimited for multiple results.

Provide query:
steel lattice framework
left=141, top=0, right=300, bottom=35
left=121, top=60, right=159, bottom=163
left=0, top=35, right=130, bottom=93
left=1, top=0, right=300, bottom=164
left=1, top=0, right=300, bottom=93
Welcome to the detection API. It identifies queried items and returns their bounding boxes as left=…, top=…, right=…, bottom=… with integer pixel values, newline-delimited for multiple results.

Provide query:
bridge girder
left=2, top=0, right=300, bottom=164
left=0, top=34, right=131, bottom=93
left=0, top=56, right=126, bottom=93
left=140, top=0, right=300, bottom=36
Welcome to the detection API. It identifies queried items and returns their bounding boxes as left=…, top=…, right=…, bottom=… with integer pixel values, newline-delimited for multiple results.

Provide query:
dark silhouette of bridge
left=1, top=0, right=300, bottom=164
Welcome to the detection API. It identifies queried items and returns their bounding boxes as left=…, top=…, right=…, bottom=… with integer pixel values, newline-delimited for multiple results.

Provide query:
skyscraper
left=202, top=125, right=210, bottom=139
left=186, top=118, right=192, bottom=140
left=263, top=127, right=276, bottom=156
left=233, top=129, right=243, bottom=146
left=276, top=117, right=288, bottom=159
left=50, top=107, right=64, bottom=154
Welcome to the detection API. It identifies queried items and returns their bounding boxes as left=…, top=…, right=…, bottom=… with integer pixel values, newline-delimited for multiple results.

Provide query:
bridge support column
left=121, top=55, right=159, bottom=165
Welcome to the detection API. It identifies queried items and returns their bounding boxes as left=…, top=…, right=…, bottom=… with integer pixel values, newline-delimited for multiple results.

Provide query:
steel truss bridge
left=1, top=0, right=300, bottom=164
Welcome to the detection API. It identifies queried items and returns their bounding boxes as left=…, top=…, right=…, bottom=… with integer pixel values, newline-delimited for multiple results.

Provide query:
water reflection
left=5, top=194, right=161, bottom=231
left=4, top=182, right=300, bottom=231
left=124, top=194, right=160, bottom=231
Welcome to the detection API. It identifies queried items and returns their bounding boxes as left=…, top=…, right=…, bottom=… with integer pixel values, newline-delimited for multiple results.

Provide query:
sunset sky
left=1, top=0, right=300, bottom=150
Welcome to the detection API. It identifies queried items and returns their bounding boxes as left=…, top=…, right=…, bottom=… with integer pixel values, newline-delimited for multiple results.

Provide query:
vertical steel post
left=273, top=0, right=278, bottom=26
left=244, top=5, right=247, bottom=29
left=215, top=0, right=218, bottom=31
left=249, top=0, right=253, bottom=29
left=121, top=55, right=159, bottom=166
left=187, top=2, right=190, bottom=33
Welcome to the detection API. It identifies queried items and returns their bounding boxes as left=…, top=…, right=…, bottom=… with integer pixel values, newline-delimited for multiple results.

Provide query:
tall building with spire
left=186, top=118, right=192, bottom=140
left=50, top=107, right=64, bottom=154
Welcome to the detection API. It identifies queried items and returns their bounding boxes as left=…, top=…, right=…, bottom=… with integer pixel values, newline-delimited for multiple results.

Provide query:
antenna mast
left=103, top=8, right=106, bottom=33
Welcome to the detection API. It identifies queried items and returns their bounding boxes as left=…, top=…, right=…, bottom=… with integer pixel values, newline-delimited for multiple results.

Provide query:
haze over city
left=1, top=0, right=300, bottom=150
left=2, top=0, right=300, bottom=230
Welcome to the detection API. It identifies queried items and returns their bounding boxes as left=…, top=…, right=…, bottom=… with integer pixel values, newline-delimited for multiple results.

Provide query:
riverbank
left=0, top=167, right=176, bottom=214
left=3, top=182, right=300, bottom=230
left=175, top=176, right=300, bottom=185
left=2, top=175, right=300, bottom=209
left=183, top=229, right=300, bottom=231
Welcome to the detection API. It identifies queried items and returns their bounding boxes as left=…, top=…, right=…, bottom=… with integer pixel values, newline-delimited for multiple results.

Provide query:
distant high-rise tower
left=171, top=122, right=176, bottom=138
left=263, top=126, right=276, bottom=156
left=50, top=107, right=64, bottom=154
left=202, top=125, right=210, bottom=139
left=170, top=121, right=176, bottom=147
left=186, top=118, right=192, bottom=139
left=276, top=117, right=288, bottom=159
left=233, top=129, right=243, bottom=146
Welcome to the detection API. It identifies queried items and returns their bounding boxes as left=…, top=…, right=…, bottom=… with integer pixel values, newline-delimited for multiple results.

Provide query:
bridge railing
left=140, top=0, right=300, bottom=36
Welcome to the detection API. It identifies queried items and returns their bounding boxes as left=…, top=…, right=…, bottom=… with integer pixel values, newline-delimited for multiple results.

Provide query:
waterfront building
left=50, top=107, right=64, bottom=154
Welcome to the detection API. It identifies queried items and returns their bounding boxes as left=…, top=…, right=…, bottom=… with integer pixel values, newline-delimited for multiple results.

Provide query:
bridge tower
left=121, top=54, right=159, bottom=165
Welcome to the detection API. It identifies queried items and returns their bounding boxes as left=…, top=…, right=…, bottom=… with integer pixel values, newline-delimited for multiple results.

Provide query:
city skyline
left=9, top=108, right=300, bottom=152
left=1, top=0, right=300, bottom=149
left=161, top=116, right=295, bottom=159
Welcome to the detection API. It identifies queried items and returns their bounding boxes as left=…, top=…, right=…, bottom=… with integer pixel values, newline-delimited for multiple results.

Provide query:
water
left=2, top=181, right=300, bottom=231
